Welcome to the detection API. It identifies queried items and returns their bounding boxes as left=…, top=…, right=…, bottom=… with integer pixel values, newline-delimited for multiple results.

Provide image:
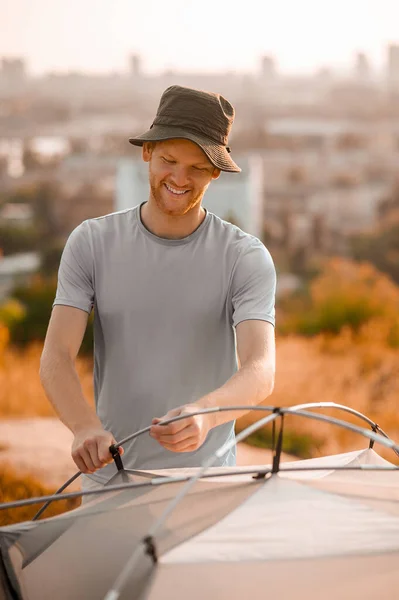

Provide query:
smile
left=164, top=183, right=189, bottom=195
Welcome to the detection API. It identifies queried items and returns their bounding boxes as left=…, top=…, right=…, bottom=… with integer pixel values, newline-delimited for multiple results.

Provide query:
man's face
left=142, top=139, right=220, bottom=217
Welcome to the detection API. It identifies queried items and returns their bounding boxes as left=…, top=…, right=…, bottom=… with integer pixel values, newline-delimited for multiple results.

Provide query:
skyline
left=1, top=0, right=399, bottom=76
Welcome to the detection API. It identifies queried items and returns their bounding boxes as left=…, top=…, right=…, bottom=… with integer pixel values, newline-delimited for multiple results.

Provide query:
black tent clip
left=109, top=443, right=124, bottom=471
left=369, top=424, right=379, bottom=450
left=143, top=535, right=158, bottom=564
left=253, top=408, right=284, bottom=480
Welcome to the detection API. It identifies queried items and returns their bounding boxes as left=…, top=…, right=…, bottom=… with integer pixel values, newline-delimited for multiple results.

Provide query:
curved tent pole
left=32, top=472, right=82, bottom=520
left=284, top=402, right=397, bottom=456
left=30, top=402, right=399, bottom=520
left=2, top=402, right=395, bottom=520
left=0, top=405, right=398, bottom=515
left=111, top=401, right=398, bottom=459
left=102, top=407, right=399, bottom=600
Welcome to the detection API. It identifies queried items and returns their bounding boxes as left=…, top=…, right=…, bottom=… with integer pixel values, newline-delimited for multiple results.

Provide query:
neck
left=140, top=199, right=206, bottom=239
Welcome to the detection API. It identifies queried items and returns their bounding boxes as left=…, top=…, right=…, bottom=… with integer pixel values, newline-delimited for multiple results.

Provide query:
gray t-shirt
left=54, top=203, right=276, bottom=483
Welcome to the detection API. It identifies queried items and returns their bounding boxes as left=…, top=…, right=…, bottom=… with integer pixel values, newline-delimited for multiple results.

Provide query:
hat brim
left=129, top=125, right=241, bottom=173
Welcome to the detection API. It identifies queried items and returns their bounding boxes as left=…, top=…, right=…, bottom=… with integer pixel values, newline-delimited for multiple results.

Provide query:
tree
left=69, top=137, right=89, bottom=155
left=351, top=225, right=399, bottom=285
left=287, top=166, right=307, bottom=185
left=9, top=277, right=93, bottom=355
left=30, top=181, right=64, bottom=249
left=0, top=156, right=7, bottom=178
left=39, top=243, right=64, bottom=277
left=280, top=258, right=399, bottom=347
left=350, top=183, right=399, bottom=285
left=22, top=143, right=42, bottom=171
left=0, top=225, right=40, bottom=255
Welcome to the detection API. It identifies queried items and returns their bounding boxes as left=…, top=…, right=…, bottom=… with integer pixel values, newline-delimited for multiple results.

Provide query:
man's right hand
left=71, top=428, right=124, bottom=474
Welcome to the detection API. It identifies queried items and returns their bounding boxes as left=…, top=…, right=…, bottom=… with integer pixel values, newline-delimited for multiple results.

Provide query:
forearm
left=39, top=349, right=101, bottom=435
left=197, top=359, right=275, bottom=427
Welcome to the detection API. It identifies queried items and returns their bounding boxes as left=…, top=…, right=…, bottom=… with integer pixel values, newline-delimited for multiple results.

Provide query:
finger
left=159, top=440, right=198, bottom=453
left=77, top=447, right=97, bottom=473
left=72, top=452, right=90, bottom=474
left=83, top=439, right=105, bottom=469
left=152, top=407, right=181, bottom=424
left=150, top=425, right=192, bottom=441
left=152, top=406, right=186, bottom=427
left=151, top=415, right=192, bottom=436
left=97, top=441, right=114, bottom=465
left=154, top=424, right=196, bottom=445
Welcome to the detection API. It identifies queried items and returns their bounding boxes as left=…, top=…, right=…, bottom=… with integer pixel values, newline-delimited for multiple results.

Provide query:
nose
left=169, top=165, right=190, bottom=188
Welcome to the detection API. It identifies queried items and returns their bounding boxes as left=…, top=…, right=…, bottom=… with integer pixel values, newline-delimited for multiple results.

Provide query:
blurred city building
left=0, top=45, right=396, bottom=113
left=0, top=252, right=40, bottom=300
left=354, top=52, right=371, bottom=82
left=387, top=44, right=399, bottom=93
left=0, top=57, right=27, bottom=96
left=1, top=43, right=399, bottom=280
left=0, top=202, right=34, bottom=227
left=261, top=115, right=398, bottom=253
left=129, top=54, right=142, bottom=78
left=260, top=55, right=276, bottom=80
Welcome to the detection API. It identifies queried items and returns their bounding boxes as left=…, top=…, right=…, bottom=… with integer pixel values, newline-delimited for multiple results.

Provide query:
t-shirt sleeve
left=231, top=239, right=276, bottom=328
left=53, top=220, right=94, bottom=314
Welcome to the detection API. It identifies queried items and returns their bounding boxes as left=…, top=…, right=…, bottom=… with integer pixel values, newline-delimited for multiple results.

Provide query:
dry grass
left=237, top=332, right=399, bottom=462
left=0, top=464, right=80, bottom=526
left=0, top=342, right=94, bottom=417
left=1, top=331, right=399, bottom=524
left=1, top=334, right=398, bottom=461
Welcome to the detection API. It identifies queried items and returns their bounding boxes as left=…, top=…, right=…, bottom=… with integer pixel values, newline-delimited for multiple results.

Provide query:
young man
left=40, top=85, right=276, bottom=491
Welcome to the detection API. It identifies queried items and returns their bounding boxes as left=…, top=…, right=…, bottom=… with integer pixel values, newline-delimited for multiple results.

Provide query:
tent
left=1, top=402, right=399, bottom=600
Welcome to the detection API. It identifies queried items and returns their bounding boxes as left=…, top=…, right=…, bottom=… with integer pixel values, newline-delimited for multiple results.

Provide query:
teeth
left=165, top=184, right=187, bottom=195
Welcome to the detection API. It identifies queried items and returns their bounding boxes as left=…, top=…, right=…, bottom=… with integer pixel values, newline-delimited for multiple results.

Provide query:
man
left=40, top=85, right=276, bottom=493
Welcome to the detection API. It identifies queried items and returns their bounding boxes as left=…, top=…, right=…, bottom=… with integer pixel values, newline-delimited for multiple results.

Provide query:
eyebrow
left=163, top=151, right=211, bottom=169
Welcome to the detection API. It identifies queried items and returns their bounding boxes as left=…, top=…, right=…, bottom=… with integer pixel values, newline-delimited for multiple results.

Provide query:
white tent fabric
left=145, top=553, right=399, bottom=600
left=1, top=448, right=399, bottom=599
left=160, top=449, right=399, bottom=561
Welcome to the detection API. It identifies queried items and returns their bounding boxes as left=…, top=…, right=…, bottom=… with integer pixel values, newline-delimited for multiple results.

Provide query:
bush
left=39, top=243, right=65, bottom=277
left=0, top=299, right=26, bottom=329
left=0, top=323, right=9, bottom=366
left=9, top=276, right=60, bottom=346
left=7, top=276, right=94, bottom=355
left=0, top=224, right=41, bottom=255
left=0, top=465, right=80, bottom=526
left=280, top=259, right=399, bottom=347
left=239, top=427, right=322, bottom=459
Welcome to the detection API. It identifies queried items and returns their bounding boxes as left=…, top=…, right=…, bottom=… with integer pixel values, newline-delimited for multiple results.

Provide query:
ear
left=211, top=168, right=221, bottom=181
left=142, top=142, right=154, bottom=163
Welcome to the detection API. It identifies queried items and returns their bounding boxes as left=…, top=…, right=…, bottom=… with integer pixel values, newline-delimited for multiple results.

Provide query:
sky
left=1, top=0, right=399, bottom=76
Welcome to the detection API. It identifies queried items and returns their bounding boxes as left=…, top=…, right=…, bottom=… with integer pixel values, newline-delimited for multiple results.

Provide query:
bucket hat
left=129, top=85, right=241, bottom=173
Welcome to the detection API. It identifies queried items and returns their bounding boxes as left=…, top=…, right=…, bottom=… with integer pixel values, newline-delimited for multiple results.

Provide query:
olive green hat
left=129, top=84, right=241, bottom=173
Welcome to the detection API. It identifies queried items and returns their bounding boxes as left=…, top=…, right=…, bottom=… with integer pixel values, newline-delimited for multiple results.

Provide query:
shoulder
left=83, top=207, right=137, bottom=235
left=207, top=212, right=273, bottom=264
left=67, top=207, right=138, bottom=250
left=63, top=208, right=137, bottom=258
left=206, top=215, right=276, bottom=286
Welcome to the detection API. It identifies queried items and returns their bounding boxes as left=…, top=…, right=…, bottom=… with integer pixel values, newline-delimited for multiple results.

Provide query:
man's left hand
left=150, top=404, right=214, bottom=452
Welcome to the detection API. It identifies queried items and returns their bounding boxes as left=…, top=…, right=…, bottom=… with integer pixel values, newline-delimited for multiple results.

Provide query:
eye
left=161, top=157, right=175, bottom=164
left=193, top=166, right=207, bottom=172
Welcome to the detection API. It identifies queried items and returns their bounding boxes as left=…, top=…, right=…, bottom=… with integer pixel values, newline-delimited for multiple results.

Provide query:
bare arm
left=40, top=306, right=97, bottom=433
left=200, top=319, right=275, bottom=425
left=40, top=306, right=121, bottom=473
left=150, top=320, right=275, bottom=451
